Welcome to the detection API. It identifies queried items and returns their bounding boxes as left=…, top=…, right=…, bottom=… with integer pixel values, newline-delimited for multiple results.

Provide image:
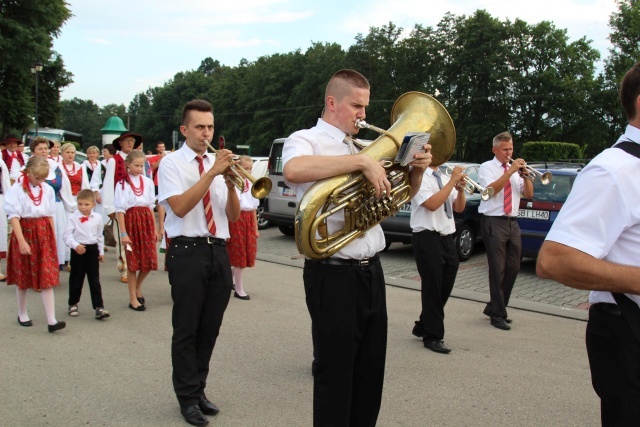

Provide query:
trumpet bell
left=540, top=171, right=552, bottom=185
left=251, top=177, right=272, bottom=199
left=481, top=187, right=495, bottom=201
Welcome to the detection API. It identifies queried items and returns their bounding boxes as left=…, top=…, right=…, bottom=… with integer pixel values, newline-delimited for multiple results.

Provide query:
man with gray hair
left=477, top=132, right=533, bottom=330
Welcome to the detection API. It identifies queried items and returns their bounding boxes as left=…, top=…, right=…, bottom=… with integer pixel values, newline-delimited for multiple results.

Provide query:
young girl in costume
left=83, top=146, right=107, bottom=223
left=227, top=156, right=259, bottom=300
left=0, top=156, right=11, bottom=280
left=5, top=157, right=66, bottom=332
left=115, top=150, right=157, bottom=311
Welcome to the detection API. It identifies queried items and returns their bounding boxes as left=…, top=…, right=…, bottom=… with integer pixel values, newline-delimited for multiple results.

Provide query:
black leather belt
left=499, top=215, right=518, bottom=221
left=307, top=254, right=380, bottom=268
left=172, top=236, right=226, bottom=247
left=592, top=302, right=622, bottom=317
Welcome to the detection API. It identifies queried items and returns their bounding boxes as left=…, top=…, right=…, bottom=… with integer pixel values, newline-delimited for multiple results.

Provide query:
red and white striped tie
left=503, top=163, right=512, bottom=215
left=195, top=156, right=216, bottom=235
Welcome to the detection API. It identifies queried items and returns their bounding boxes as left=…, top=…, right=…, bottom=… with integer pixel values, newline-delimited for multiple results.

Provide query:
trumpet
left=204, top=140, right=272, bottom=199
left=507, top=157, right=552, bottom=185
left=443, top=164, right=495, bottom=201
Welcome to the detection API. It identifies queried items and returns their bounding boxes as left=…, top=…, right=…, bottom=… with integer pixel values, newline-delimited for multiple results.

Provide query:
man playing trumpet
left=410, top=164, right=466, bottom=354
left=478, top=131, right=533, bottom=331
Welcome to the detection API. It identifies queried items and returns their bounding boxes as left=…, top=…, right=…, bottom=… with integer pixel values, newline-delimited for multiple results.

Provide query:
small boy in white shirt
left=63, top=189, right=109, bottom=319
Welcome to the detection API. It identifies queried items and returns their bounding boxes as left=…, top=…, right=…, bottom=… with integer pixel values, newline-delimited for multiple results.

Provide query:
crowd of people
left=6, top=62, right=640, bottom=427
left=2, top=130, right=260, bottom=341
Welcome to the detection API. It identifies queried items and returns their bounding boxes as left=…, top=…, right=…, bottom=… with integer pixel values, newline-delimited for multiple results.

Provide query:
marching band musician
left=477, top=132, right=533, bottom=331
left=282, top=69, right=432, bottom=426
left=410, top=164, right=466, bottom=354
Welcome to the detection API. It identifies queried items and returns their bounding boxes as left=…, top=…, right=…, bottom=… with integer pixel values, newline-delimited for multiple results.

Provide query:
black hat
left=113, top=132, right=143, bottom=151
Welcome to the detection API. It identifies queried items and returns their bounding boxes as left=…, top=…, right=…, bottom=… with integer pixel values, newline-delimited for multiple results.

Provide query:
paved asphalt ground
left=0, top=227, right=599, bottom=426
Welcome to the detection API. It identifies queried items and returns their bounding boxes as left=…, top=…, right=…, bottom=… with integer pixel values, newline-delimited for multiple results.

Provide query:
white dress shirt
left=546, top=125, right=640, bottom=309
left=237, top=181, right=259, bottom=211
left=158, top=143, right=231, bottom=239
left=4, top=181, right=56, bottom=219
left=114, top=174, right=156, bottom=212
left=410, top=168, right=458, bottom=235
left=282, top=118, right=385, bottom=259
left=63, top=210, right=105, bottom=255
left=478, top=157, right=525, bottom=216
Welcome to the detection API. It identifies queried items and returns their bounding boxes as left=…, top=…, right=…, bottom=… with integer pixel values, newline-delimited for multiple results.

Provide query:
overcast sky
left=52, top=0, right=619, bottom=107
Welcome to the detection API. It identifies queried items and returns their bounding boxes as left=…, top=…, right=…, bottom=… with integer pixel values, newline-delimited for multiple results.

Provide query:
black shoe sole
left=17, top=316, right=32, bottom=327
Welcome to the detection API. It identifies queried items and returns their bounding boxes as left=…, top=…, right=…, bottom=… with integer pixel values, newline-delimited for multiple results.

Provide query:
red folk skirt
left=227, top=210, right=257, bottom=268
left=124, top=207, right=157, bottom=272
left=7, top=217, right=59, bottom=290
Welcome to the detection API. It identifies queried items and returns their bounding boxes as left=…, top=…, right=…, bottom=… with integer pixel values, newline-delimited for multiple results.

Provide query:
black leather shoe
left=137, top=296, right=145, bottom=305
left=424, top=340, right=451, bottom=354
left=504, top=318, right=513, bottom=324
left=48, top=321, right=66, bottom=333
left=233, top=291, right=250, bottom=301
left=180, top=405, right=209, bottom=426
left=17, top=316, right=32, bottom=327
left=198, top=394, right=219, bottom=416
left=129, top=303, right=146, bottom=311
left=411, top=321, right=424, bottom=338
left=491, top=319, right=511, bottom=330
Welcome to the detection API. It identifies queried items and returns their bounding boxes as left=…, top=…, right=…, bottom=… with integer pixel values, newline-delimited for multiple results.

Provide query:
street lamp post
left=30, top=61, right=43, bottom=136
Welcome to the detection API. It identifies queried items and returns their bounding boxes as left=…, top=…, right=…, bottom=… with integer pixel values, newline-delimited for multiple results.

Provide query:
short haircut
left=325, top=69, right=370, bottom=101
left=76, top=189, right=96, bottom=203
left=29, top=136, right=51, bottom=152
left=86, top=145, right=100, bottom=155
left=60, top=142, right=75, bottom=153
left=620, top=62, right=640, bottom=121
left=492, top=131, right=513, bottom=148
left=103, top=144, right=116, bottom=155
left=156, top=141, right=165, bottom=147
left=24, top=156, right=50, bottom=178
left=182, top=99, right=213, bottom=126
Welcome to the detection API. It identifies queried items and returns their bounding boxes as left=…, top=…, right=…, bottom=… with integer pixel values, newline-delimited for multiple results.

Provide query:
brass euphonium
left=294, top=91, right=456, bottom=259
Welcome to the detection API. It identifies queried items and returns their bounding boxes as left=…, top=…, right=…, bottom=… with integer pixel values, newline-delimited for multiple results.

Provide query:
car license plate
left=518, top=209, right=550, bottom=220
left=282, top=187, right=296, bottom=197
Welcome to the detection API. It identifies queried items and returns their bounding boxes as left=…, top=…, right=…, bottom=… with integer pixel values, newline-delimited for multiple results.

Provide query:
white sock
left=16, top=288, right=29, bottom=322
left=233, top=267, right=246, bottom=295
left=40, top=288, right=58, bottom=325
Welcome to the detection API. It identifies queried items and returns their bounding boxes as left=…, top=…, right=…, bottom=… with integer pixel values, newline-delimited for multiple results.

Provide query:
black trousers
left=304, top=258, right=387, bottom=427
left=412, top=230, right=458, bottom=342
left=480, top=215, right=521, bottom=319
left=68, top=244, right=103, bottom=309
left=586, top=304, right=640, bottom=426
left=169, top=239, right=232, bottom=407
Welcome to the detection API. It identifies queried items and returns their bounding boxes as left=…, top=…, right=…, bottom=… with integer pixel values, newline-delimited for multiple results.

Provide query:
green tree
left=0, top=0, right=72, bottom=134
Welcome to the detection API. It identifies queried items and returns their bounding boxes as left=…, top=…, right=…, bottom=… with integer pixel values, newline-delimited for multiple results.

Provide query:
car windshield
left=531, top=175, right=573, bottom=202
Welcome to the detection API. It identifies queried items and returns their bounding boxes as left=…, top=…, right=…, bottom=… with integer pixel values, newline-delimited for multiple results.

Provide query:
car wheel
left=455, top=223, right=475, bottom=261
left=256, top=205, right=271, bottom=230
left=278, top=225, right=295, bottom=236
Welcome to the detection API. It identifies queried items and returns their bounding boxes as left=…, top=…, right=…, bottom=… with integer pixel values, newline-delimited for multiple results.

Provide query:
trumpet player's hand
left=361, top=156, right=391, bottom=199
left=211, top=149, right=236, bottom=177
left=450, top=166, right=465, bottom=185
left=408, top=143, right=433, bottom=170
left=509, top=158, right=526, bottom=175
left=223, top=173, right=236, bottom=190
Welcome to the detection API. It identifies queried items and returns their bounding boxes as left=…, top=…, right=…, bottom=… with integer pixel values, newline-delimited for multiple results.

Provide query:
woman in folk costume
left=60, top=143, right=90, bottom=268
left=48, top=140, right=63, bottom=164
left=83, top=146, right=107, bottom=223
left=29, top=137, right=76, bottom=270
left=115, top=150, right=157, bottom=311
left=5, top=156, right=66, bottom=333
left=226, top=155, right=260, bottom=301
left=3, top=134, right=28, bottom=184
left=0, top=155, right=12, bottom=281
left=102, top=133, right=142, bottom=283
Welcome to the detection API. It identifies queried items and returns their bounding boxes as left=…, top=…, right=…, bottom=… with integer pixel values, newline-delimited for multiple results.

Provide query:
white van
left=262, top=138, right=297, bottom=235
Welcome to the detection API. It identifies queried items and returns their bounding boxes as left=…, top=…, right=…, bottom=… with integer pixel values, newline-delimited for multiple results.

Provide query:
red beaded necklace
left=127, top=174, right=144, bottom=196
left=63, top=161, right=76, bottom=175
left=21, top=173, right=43, bottom=206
